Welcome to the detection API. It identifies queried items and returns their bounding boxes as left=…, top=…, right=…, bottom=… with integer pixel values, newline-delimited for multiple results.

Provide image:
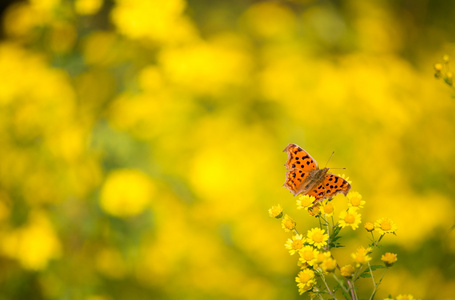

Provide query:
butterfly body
left=298, top=167, right=329, bottom=195
left=283, top=143, right=350, bottom=201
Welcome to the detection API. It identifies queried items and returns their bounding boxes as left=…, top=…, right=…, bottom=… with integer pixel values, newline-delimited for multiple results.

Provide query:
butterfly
left=283, top=143, right=351, bottom=202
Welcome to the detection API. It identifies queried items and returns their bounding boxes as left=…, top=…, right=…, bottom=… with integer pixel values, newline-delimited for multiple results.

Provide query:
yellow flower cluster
left=271, top=186, right=406, bottom=297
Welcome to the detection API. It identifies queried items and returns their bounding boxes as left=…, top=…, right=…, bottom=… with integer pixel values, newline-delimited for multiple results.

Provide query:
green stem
left=319, top=271, right=337, bottom=300
left=346, top=279, right=357, bottom=300
left=352, top=265, right=364, bottom=282
left=367, top=262, right=376, bottom=299
left=324, top=215, right=331, bottom=251
left=312, top=287, right=325, bottom=300
left=370, top=231, right=375, bottom=243
left=369, top=267, right=387, bottom=300
left=332, top=274, right=349, bottom=294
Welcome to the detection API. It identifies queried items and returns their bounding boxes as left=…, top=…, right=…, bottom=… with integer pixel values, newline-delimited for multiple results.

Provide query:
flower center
left=345, top=213, right=355, bottom=224
left=293, top=240, right=303, bottom=250
left=312, top=232, right=323, bottom=243
left=299, top=272, right=311, bottom=283
left=302, top=250, right=315, bottom=261
left=284, top=219, right=295, bottom=230
left=350, top=197, right=360, bottom=206
left=381, top=221, right=392, bottom=230
left=356, top=254, right=366, bottom=263
left=323, top=203, right=334, bottom=214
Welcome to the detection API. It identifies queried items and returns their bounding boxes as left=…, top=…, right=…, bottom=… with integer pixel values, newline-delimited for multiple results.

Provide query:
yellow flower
left=308, top=203, right=321, bottom=217
left=396, top=295, right=416, bottom=300
left=338, top=174, right=351, bottom=184
left=281, top=214, right=296, bottom=232
left=381, top=252, right=398, bottom=267
left=268, top=204, right=283, bottom=218
left=299, top=246, right=319, bottom=266
left=295, top=268, right=316, bottom=295
left=297, top=260, right=309, bottom=270
left=347, top=191, right=365, bottom=208
left=332, top=192, right=348, bottom=203
left=306, top=228, right=328, bottom=249
left=1, top=211, right=61, bottom=270
left=338, top=208, right=362, bottom=230
left=111, top=0, right=187, bottom=41
left=100, top=169, right=154, bottom=217
left=434, top=63, right=443, bottom=71
left=374, top=218, right=398, bottom=235
left=296, top=194, right=315, bottom=210
left=75, top=0, right=103, bottom=15
left=340, top=264, right=356, bottom=277
left=285, top=234, right=305, bottom=255
left=351, top=246, right=372, bottom=267
left=364, top=222, right=375, bottom=232
left=322, top=201, right=334, bottom=216
left=315, top=251, right=331, bottom=265
left=321, top=257, right=337, bottom=272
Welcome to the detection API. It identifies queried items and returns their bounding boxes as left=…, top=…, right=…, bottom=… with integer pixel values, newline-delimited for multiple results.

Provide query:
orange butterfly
left=283, top=143, right=351, bottom=201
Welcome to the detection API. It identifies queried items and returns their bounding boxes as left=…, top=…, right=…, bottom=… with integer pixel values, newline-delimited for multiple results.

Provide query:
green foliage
left=329, top=225, right=344, bottom=249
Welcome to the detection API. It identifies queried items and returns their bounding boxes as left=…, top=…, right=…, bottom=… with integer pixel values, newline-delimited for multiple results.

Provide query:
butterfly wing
left=283, top=144, right=319, bottom=196
left=307, top=173, right=351, bottom=201
left=283, top=143, right=319, bottom=171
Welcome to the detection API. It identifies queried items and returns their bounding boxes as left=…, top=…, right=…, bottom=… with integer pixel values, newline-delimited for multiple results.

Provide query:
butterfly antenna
left=324, top=151, right=347, bottom=170
left=324, top=151, right=335, bottom=168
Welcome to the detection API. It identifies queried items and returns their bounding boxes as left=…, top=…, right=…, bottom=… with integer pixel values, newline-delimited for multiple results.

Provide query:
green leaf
left=369, top=265, right=386, bottom=271
left=359, top=265, right=386, bottom=278
left=329, top=226, right=344, bottom=248
left=332, top=225, right=342, bottom=236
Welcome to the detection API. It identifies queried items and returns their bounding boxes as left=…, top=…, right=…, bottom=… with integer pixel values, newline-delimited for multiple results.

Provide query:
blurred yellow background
left=0, top=0, right=454, bottom=299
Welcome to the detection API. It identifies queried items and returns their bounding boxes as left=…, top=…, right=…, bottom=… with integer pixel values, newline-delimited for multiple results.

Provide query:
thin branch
left=319, top=271, right=338, bottom=300
left=346, top=279, right=358, bottom=300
